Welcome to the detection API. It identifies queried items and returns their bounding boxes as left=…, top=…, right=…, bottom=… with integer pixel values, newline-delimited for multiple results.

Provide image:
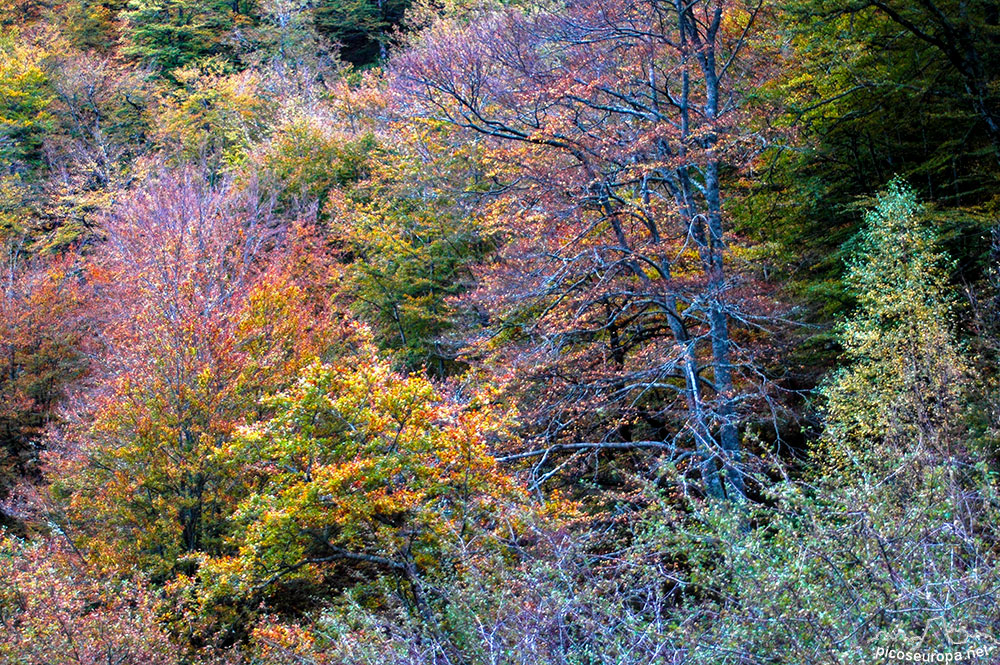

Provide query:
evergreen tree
left=121, top=0, right=238, bottom=74
left=313, top=0, right=409, bottom=65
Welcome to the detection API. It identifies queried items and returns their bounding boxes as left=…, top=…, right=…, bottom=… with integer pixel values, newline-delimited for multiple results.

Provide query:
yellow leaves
left=0, top=28, right=54, bottom=160
left=818, top=181, right=967, bottom=478
left=38, top=171, right=363, bottom=579
left=153, top=60, right=273, bottom=166
left=196, top=347, right=528, bottom=598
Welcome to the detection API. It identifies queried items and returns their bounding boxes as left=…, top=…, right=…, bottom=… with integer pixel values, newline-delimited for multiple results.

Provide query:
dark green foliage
left=120, top=0, right=245, bottom=73
left=313, top=0, right=409, bottom=65
left=739, top=0, right=1000, bottom=329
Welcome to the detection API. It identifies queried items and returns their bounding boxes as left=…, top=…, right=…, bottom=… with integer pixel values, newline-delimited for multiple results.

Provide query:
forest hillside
left=2, top=0, right=1000, bottom=663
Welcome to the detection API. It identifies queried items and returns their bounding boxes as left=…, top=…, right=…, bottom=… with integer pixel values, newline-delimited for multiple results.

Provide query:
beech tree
left=0, top=30, right=53, bottom=171
left=0, top=237, right=86, bottom=509
left=46, top=168, right=351, bottom=576
left=153, top=58, right=273, bottom=170
left=175, top=348, right=519, bottom=644
left=0, top=536, right=186, bottom=665
left=5, top=0, right=1000, bottom=661
left=324, top=122, right=486, bottom=373
left=393, top=0, right=782, bottom=498
left=46, top=51, right=152, bottom=203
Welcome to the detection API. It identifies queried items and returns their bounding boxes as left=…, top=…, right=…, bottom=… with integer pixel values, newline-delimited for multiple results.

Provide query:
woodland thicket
left=2, top=0, right=1000, bottom=663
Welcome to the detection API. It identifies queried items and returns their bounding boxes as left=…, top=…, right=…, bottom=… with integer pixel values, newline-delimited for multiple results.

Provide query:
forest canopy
left=2, top=0, right=1000, bottom=663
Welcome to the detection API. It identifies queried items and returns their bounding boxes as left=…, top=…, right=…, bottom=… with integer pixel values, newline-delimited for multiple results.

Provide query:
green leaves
left=219, top=350, right=508, bottom=588
left=820, top=180, right=967, bottom=474
left=157, top=348, right=517, bottom=643
left=323, top=127, right=485, bottom=374
left=0, top=30, right=54, bottom=169
left=121, top=0, right=238, bottom=74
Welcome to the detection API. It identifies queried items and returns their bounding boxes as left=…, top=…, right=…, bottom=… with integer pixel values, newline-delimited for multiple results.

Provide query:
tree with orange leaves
left=1, top=234, right=87, bottom=516
left=393, top=0, right=785, bottom=499
left=45, top=167, right=355, bottom=577
left=0, top=535, right=189, bottom=665
left=171, top=345, right=523, bottom=648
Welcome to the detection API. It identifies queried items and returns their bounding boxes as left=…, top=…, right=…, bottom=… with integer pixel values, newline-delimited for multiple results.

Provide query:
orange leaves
left=0, top=241, right=88, bottom=494
left=188, top=346, right=522, bottom=607
left=43, top=166, right=361, bottom=577
left=0, top=535, right=187, bottom=665
left=390, top=0, right=785, bottom=472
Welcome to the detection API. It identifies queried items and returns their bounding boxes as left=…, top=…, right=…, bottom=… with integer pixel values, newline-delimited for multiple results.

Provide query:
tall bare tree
left=393, top=0, right=781, bottom=498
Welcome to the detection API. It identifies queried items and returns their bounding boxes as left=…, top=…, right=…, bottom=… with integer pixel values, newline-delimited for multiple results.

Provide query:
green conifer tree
left=121, top=0, right=237, bottom=74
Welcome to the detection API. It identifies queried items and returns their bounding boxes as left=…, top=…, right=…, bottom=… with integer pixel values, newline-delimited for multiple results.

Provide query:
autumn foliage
left=3, top=0, right=1000, bottom=662
left=46, top=168, right=355, bottom=576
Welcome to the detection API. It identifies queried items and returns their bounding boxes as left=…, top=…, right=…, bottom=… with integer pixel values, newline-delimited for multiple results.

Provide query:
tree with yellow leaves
left=164, top=346, right=520, bottom=647
left=0, top=29, right=53, bottom=171
left=820, top=179, right=967, bottom=474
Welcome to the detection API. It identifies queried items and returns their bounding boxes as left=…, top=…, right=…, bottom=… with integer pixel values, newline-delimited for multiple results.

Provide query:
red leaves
left=0, top=536, right=187, bottom=665
left=1, top=243, right=89, bottom=494
left=40, top=165, right=363, bottom=575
